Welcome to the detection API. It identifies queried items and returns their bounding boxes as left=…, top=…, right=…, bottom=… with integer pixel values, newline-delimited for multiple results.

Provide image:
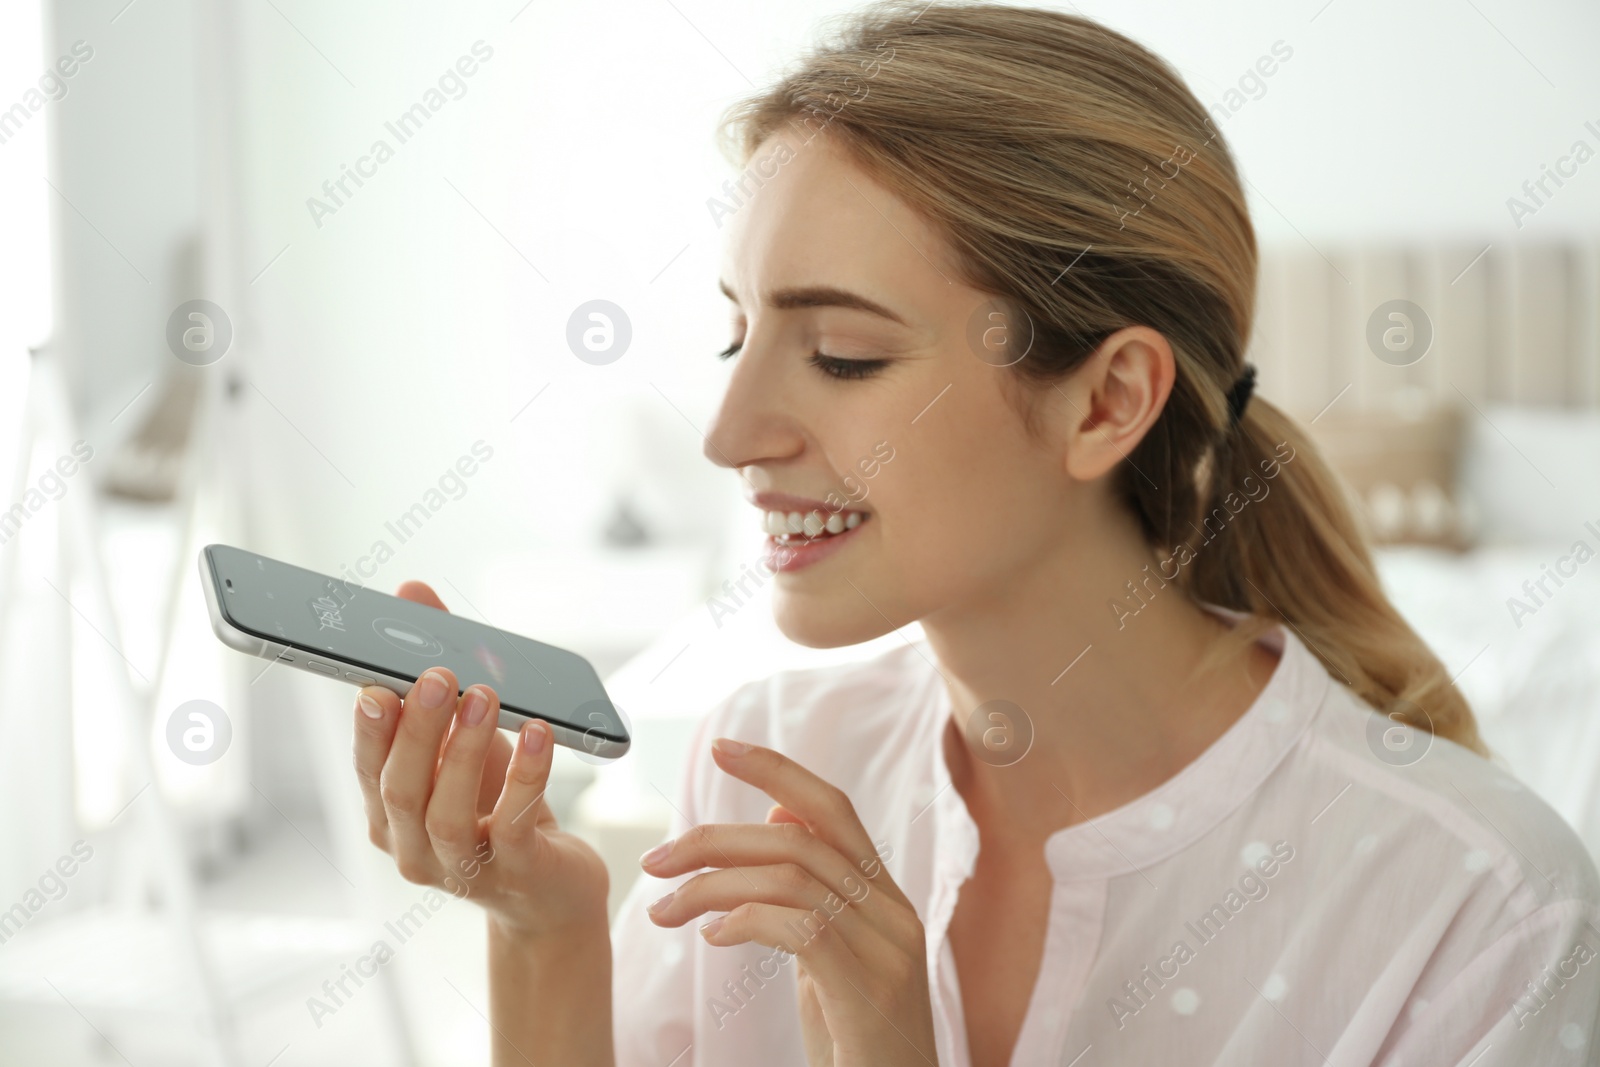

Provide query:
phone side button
left=344, top=672, right=376, bottom=686
left=305, top=660, right=339, bottom=675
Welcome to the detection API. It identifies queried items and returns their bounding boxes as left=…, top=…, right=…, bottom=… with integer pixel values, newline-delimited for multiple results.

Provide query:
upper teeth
left=763, top=509, right=863, bottom=537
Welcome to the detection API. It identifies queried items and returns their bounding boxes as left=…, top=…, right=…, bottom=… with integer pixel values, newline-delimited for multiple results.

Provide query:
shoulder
left=1295, top=679, right=1600, bottom=926
left=1285, top=683, right=1600, bottom=1061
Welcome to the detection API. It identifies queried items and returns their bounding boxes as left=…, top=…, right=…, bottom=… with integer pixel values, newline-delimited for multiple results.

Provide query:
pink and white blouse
left=611, top=615, right=1600, bottom=1065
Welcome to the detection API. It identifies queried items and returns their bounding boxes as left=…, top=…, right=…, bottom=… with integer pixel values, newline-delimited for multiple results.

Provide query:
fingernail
left=713, top=737, right=750, bottom=756
left=640, top=841, right=671, bottom=867
left=699, top=915, right=725, bottom=938
left=460, top=688, right=488, bottom=726
left=357, top=693, right=383, bottom=720
left=647, top=891, right=674, bottom=914
left=417, top=671, right=449, bottom=709
left=522, top=721, right=547, bottom=756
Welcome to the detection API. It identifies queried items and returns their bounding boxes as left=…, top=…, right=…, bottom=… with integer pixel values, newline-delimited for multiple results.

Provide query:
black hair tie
left=1226, top=363, right=1257, bottom=428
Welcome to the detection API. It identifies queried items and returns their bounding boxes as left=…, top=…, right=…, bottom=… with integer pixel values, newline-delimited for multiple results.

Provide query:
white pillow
left=1458, top=406, right=1600, bottom=547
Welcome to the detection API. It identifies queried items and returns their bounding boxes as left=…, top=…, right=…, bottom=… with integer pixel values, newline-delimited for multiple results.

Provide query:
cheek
left=874, top=400, right=1057, bottom=576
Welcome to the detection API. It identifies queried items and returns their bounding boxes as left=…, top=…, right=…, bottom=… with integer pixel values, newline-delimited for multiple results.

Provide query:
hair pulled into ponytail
left=719, top=1, right=1488, bottom=757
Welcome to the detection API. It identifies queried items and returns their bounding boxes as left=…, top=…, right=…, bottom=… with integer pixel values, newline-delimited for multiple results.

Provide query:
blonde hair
left=717, top=1, right=1488, bottom=758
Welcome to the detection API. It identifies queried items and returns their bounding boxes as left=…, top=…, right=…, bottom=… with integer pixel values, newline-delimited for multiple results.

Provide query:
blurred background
left=0, top=0, right=1597, bottom=1063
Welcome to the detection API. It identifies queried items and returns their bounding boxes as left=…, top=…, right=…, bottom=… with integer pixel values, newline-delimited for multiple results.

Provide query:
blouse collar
left=920, top=607, right=1330, bottom=884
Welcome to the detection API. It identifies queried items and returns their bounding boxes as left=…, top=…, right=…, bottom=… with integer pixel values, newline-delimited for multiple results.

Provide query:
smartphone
left=198, top=543, right=629, bottom=759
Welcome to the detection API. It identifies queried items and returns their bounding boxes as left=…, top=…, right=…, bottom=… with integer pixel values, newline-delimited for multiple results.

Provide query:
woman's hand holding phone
left=349, top=580, right=610, bottom=939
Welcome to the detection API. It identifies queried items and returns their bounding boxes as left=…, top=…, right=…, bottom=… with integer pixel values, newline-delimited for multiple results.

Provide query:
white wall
left=1082, top=0, right=1600, bottom=241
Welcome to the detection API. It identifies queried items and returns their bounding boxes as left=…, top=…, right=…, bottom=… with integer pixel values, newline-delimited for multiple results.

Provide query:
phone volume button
left=305, top=660, right=339, bottom=675
left=344, top=672, right=375, bottom=686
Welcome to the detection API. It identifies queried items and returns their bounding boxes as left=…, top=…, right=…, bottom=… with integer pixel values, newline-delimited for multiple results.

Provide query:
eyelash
left=716, top=343, right=889, bottom=381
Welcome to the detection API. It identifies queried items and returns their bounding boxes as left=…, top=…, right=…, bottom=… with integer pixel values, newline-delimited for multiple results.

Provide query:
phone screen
left=203, top=544, right=625, bottom=744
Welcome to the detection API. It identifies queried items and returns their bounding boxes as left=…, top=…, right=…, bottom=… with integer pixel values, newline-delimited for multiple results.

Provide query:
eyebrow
left=718, top=279, right=910, bottom=328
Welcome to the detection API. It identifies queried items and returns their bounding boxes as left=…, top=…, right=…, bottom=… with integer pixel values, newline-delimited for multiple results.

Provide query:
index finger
left=395, top=580, right=447, bottom=611
left=705, top=738, right=904, bottom=905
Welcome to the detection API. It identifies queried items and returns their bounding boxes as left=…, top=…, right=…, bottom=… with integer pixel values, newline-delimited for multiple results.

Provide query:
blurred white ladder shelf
left=0, top=346, right=416, bottom=1066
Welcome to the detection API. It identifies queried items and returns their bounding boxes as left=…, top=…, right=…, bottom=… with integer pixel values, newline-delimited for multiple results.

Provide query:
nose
left=701, top=339, right=806, bottom=473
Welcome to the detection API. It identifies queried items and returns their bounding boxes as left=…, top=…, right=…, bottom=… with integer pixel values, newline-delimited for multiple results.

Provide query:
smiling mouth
left=761, top=508, right=869, bottom=544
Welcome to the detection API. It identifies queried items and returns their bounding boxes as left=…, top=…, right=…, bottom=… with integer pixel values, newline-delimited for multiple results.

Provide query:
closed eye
left=716, top=344, right=889, bottom=380
left=808, top=353, right=889, bottom=380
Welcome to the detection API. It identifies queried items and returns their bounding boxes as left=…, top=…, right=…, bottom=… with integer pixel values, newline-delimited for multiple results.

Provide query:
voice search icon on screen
left=372, top=617, right=445, bottom=657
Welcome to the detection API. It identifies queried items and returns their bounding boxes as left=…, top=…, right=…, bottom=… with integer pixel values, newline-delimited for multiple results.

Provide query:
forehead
left=718, top=130, right=963, bottom=319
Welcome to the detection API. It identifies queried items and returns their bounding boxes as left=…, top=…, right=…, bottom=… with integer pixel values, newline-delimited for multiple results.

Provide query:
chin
left=769, top=587, right=899, bottom=649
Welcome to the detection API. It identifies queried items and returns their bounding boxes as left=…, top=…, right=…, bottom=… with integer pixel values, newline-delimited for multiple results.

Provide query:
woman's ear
left=1055, top=326, right=1176, bottom=482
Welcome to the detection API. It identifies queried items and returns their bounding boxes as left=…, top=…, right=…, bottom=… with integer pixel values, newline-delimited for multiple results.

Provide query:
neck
left=920, top=523, right=1275, bottom=852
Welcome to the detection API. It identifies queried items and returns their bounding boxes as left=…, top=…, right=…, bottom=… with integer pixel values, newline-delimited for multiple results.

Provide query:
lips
left=746, top=489, right=867, bottom=515
left=747, top=491, right=872, bottom=573
left=760, top=510, right=870, bottom=573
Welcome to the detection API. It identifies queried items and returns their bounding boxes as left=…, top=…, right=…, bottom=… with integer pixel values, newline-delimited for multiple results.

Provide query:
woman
left=349, top=3, right=1600, bottom=1064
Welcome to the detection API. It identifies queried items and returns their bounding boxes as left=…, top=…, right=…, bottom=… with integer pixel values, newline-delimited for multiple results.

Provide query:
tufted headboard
left=1249, top=241, right=1600, bottom=420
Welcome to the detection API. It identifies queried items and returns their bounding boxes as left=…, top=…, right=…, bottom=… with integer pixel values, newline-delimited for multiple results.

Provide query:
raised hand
left=639, top=737, right=937, bottom=1067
